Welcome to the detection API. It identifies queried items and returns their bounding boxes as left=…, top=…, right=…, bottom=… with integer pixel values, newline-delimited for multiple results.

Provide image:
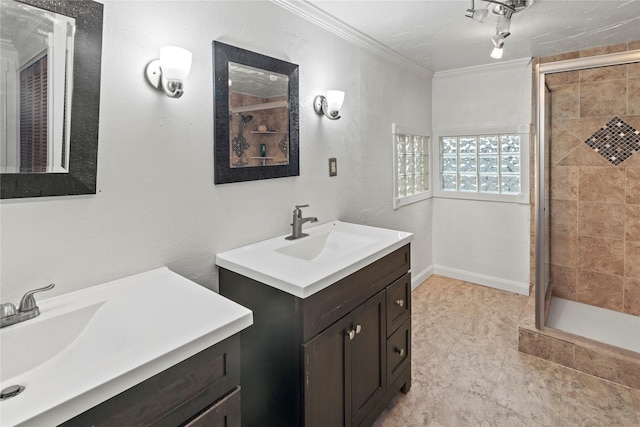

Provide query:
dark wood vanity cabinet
left=60, top=335, right=242, bottom=427
left=219, top=244, right=411, bottom=427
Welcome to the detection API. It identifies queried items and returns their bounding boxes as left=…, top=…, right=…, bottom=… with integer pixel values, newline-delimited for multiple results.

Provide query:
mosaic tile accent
left=585, top=117, right=640, bottom=166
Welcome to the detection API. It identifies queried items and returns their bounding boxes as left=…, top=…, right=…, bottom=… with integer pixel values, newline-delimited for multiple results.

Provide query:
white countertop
left=216, top=221, right=413, bottom=298
left=0, top=267, right=253, bottom=427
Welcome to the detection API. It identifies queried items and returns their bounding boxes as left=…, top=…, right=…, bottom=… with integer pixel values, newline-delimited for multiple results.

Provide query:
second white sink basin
left=275, top=228, right=377, bottom=261
left=216, top=221, right=412, bottom=298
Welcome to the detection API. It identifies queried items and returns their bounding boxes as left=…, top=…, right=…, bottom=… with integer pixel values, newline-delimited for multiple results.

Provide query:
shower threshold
left=547, top=297, right=640, bottom=353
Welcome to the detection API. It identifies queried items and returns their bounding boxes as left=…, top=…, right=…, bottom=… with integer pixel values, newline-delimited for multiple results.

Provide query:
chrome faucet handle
left=0, top=303, right=17, bottom=318
left=294, top=204, right=309, bottom=211
left=18, top=283, right=55, bottom=313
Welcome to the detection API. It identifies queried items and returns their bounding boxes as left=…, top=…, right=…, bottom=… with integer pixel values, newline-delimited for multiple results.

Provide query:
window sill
left=394, top=190, right=433, bottom=209
left=433, top=189, right=529, bottom=205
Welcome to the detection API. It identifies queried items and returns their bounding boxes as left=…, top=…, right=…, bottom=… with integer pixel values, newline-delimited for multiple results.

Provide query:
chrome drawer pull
left=355, top=324, right=362, bottom=334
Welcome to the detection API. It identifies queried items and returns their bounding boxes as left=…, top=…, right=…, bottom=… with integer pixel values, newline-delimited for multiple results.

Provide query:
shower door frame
left=534, top=49, right=640, bottom=330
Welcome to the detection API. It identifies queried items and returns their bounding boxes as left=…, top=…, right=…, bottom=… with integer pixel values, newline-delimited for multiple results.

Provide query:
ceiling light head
left=465, top=7, right=488, bottom=23
left=490, top=46, right=504, bottom=59
left=491, top=31, right=510, bottom=48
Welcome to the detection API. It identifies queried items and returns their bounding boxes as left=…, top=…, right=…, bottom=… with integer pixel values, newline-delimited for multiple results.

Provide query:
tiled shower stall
left=519, top=42, right=640, bottom=390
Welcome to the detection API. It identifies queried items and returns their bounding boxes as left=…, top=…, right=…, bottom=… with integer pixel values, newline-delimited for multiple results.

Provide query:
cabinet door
left=303, top=315, right=352, bottom=427
left=350, top=291, right=386, bottom=427
left=185, top=387, right=241, bottom=427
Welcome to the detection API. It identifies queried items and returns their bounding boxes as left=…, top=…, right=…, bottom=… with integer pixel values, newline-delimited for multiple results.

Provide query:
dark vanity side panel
left=302, top=244, right=410, bottom=342
left=60, top=334, right=240, bottom=427
left=219, top=269, right=303, bottom=427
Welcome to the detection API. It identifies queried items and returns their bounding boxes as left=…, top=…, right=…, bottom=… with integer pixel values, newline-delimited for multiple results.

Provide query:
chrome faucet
left=0, top=284, right=55, bottom=328
left=286, top=204, right=318, bottom=240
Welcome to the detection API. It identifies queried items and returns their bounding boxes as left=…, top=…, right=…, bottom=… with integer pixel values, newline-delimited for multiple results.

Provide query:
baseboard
left=411, top=265, right=433, bottom=290
left=432, top=265, right=529, bottom=295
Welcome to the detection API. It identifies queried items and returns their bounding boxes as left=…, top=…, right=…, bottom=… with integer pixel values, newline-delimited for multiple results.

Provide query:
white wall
left=431, top=60, right=532, bottom=295
left=0, top=1, right=433, bottom=303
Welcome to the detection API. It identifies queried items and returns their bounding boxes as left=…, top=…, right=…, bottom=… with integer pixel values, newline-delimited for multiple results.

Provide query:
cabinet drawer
left=386, top=273, right=411, bottom=337
left=386, top=319, right=410, bottom=386
left=302, top=244, right=410, bottom=341
left=186, top=387, right=241, bottom=427
left=61, top=335, right=240, bottom=427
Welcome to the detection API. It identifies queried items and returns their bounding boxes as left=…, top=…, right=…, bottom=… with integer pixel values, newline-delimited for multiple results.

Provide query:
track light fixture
left=464, top=0, right=534, bottom=59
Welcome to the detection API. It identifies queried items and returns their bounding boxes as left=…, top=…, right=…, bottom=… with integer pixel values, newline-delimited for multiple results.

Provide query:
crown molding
left=270, top=0, right=432, bottom=77
left=433, top=58, right=533, bottom=79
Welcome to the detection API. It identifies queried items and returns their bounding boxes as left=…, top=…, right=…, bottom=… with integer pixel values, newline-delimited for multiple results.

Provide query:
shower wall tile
left=625, top=241, right=640, bottom=279
left=580, top=80, right=627, bottom=118
left=550, top=265, right=577, bottom=300
left=627, top=167, right=640, bottom=204
left=551, top=84, right=580, bottom=119
left=579, top=64, right=627, bottom=83
left=550, top=166, right=578, bottom=200
left=572, top=348, right=640, bottom=397
left=577, top=236, right=625, bottom=276
left=558, top=117, right=614, bottom=141
left=576, top=269, right=623, bottom=311
left=540, top=51, right=580, bottom=64
left=578, top=167, right=626, bottom=203
left=551, top=200, right=577, bottom=235
left=546, top=70, right=579, bottom=88
left=579, top=43, right=628, bottom=57
left=630, top=78, right=640, bottom=115
left=551, top=123, right=583, bottom=165
left=578, top=202, right=626, bottom=240
left=624, top=278, right=640, bottom=316
left=629, top=62, right=640, bottom=77
left=629, top=40, right=640, bottom=50
left=551, top=233, right=577, bottom=268
left=557, top=143, right=613, bottom=167
left=626, top=205, right=640, bottom=241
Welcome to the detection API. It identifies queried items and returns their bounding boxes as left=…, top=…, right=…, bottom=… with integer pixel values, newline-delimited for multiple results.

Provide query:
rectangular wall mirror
left=0, top=0, right=103, bottom=199
left=213, top=41, right=299, bottom=184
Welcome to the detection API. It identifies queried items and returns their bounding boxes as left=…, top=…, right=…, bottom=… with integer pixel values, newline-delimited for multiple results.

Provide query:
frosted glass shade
left=491, top=46, right=503, bottom=59
left=326, top=90, right=345, bottom=113
left=160, top=46, right=192, bottom=82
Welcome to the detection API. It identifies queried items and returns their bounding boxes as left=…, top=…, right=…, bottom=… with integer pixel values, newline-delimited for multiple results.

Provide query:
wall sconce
left=145, top=46, right=193, bottom=98
left=313, top=90, right=345, bottom=120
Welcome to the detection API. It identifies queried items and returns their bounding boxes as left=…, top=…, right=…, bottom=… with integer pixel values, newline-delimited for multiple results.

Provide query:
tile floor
left=374, top=275, right=640, bottom=426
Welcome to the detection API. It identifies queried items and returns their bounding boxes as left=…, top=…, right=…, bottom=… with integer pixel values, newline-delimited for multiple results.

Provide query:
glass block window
left=393, top=125, right=431, bottom=209
left=440, top=134, right=522, bottom=195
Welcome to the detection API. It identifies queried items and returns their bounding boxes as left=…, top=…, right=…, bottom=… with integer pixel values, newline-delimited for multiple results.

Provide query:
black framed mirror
left=0, top=0, right=103, bottom=199
left=213, top=41, right=299, bottom=184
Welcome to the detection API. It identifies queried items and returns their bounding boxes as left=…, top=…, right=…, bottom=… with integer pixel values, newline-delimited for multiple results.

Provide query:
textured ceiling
left=304, top=0, right=640, bottom=72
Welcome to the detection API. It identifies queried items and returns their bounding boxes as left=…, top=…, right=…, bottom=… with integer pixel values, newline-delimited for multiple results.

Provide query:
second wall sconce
left=313, top=90, right=345, bottom=120
left=145, top=46, right=193, bottom=98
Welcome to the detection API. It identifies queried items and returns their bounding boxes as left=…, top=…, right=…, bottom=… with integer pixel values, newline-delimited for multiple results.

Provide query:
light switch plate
left=329, top=158, right=337, bottom=177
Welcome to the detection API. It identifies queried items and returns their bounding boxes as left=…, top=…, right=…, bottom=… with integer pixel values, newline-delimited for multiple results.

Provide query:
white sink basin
left=216, top=221, right=413, bottom=298
left=275, top=228, right=377, bottom=261
left=0, top=268, right=253, bottom=427
left=0, top=302, right=104, bottom=383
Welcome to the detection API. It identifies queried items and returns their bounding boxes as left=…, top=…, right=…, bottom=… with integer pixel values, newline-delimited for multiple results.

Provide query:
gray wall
left=0, top=1, right=433, bottom=302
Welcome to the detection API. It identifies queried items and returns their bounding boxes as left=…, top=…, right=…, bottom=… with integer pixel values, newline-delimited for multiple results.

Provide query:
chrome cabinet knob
left=395, top=299, right=404, bottom=308
left=395, top=347, right=405, bottom=357
left=346, top=324, right=362, bottom=340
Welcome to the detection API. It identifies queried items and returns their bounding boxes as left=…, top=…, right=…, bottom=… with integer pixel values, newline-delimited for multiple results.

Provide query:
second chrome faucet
left=286, top=204, right=318, bottom=240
